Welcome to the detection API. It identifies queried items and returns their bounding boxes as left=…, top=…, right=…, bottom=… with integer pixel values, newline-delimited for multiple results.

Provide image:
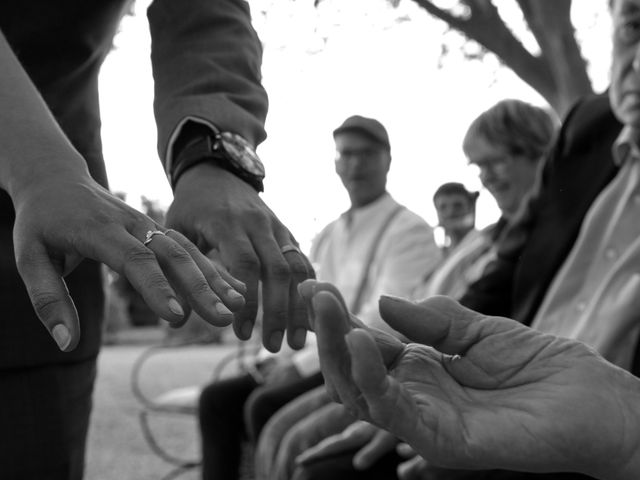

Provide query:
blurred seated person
left=432, top=181, right=478, bottom=257
left=420, top=98, right=556, bottom=300
left=199, top=115, right=439, bottom=480
left=274, top=99, right=557, bottom=480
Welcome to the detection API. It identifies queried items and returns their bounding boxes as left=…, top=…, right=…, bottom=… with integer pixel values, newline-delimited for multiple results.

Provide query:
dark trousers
left=0, top=358, right=97, bottom=480
left=199, top=371, right=324, bottom=480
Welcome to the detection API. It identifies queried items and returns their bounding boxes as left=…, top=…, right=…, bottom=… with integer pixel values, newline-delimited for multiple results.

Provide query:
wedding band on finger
left=280, top=244, right=301, bottom=255
left=143, top=229, right=167, bottom=246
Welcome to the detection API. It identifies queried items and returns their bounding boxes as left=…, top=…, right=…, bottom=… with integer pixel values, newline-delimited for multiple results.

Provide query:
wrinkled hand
left=296, top=420, right=397, bottom=470
left=12, top=173, right=246, bottom=351
left=298, top=279, right=640, bottom=480
left=168, top=164, right=314, bottom=352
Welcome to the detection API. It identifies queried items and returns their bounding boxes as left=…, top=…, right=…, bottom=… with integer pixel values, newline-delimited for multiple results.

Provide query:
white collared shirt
left=290, top=192, right=440, bottom=376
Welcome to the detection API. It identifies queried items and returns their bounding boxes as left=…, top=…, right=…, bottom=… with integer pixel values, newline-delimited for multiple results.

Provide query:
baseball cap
left=333, top=115, right=390, bottom=150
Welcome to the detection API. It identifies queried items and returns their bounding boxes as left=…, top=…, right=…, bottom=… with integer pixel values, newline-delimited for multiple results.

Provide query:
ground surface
left=85, top=326, right=244, bottom=480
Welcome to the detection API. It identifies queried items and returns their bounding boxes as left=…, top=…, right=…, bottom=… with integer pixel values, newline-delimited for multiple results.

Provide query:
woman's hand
left=12, top=172, right=245, bottom=351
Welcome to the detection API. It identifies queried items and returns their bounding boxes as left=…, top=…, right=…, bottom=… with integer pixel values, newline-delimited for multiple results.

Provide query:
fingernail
left=227, top=289, right=244, bottom=300
left=52, top=324, right=71, bottom=351
left=344, top=329, right=362, bottom=351
left=241, top=321, right=253, bottom=339
left=168, top=298, right=184, bottom=317
left=270, top=331, right=284, bottom=350
left=215, top=302, right=233, bottom=316
left=345, top=330, right=356, bottom=348
left=450, top=354, right=462, bottom=362
left=292, top=328, right=307, bottom=348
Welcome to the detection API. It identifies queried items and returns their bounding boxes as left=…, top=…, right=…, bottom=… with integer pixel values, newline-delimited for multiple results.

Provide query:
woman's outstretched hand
left=12, top=172, right=246, bottom=351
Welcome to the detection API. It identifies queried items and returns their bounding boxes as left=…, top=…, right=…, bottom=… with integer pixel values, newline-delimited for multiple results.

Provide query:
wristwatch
left=171, top=126, right=265, bottom=192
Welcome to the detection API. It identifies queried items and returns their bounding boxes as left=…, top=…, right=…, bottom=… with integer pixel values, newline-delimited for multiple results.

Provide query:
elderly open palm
left=298, top=280, right=640, bottom=480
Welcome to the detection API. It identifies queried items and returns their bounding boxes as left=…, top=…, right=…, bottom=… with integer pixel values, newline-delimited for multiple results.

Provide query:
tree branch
left=517, top=0, right=593, bottom=113
left=411, top=0, right=467, bottom=29
left=411, top=0, right=557, bottom=108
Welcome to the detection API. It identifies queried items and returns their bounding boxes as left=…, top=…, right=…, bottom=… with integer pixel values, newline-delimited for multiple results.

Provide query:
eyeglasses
left=468, top=155, right=511, bottom=176
left=335, top=147, right=385, bottom=164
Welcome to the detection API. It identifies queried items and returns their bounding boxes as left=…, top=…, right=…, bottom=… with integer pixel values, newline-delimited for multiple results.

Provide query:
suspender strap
left=349, top=205, right=405, bottom=315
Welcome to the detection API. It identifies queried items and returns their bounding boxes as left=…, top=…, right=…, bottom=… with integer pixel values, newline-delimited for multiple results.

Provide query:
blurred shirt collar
left=613, top=126, right=640, bottom=165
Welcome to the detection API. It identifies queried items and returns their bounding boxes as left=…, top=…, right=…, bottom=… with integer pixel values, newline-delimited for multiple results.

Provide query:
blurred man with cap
left=311, top=113, right=439, bottom=330
left=331, top=115, right=392, bottom=210
left=200, top=114, right=439, bottom=480
left=251, top=115, right=441, bottom=480
left=432, top=181, right=479, bottom=257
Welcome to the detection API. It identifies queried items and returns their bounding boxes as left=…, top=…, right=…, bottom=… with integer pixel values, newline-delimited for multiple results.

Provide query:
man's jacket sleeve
left=147, top=0, right=268, bottom=167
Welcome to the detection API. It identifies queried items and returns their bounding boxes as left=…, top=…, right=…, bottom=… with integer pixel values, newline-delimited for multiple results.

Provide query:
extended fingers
left=254, top=236, right=314, bottom=352
left=345, top=329, right=436, bottom=454
left=343, top=329, right=414, bottom=432
left=250, top=238, right=290, bottom=351
left=165, top=230, right=246, bottom=311
left=344, top=329, right=392, bottom=402
left=379, top=295, right=494, bottom=355
left=312, top=289, right=365, bottom=406
left=15, top=243, right=79, bottom=351
left=112, top=236, right=192, bottom=324
left=299, top=279, right=351, bottom=329
left=92, top=227, right=234, bottom=327
left=217, top=236, right=261, bottom=342
left=303, top=280, right=404, bottom=365
left=205, top=248, right=247, bottom=295
left=282, top=245, right=315, bottom=349
left=143, top=231, right=237, bottom=326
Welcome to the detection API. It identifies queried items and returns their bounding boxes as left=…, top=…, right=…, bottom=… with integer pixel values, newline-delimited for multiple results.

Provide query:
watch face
left=220, top=131, right=265, bottom=177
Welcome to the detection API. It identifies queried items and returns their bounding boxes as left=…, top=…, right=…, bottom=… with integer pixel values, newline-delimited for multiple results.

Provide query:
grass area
left=84, top=329, right=241, bottom=480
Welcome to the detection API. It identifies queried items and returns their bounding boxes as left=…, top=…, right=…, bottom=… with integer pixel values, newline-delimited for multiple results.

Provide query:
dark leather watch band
left=171, top=134, right=264, bottom=192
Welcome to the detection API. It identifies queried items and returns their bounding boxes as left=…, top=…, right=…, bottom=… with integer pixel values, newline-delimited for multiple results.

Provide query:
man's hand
left=12, top=172, right=246, bottom=351
left=296, top=420, right=398, bottom=471
left=168, top=163, right=314, bottom=352
left=299, top=279, right=640, bottom=480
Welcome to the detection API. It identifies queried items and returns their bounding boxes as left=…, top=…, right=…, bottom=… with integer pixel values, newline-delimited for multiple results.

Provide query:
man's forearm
left=147, top=0, right=268, bottom=171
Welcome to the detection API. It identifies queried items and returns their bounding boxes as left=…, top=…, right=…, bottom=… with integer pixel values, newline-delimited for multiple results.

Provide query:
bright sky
left=99, top=0, right=611, bottom=253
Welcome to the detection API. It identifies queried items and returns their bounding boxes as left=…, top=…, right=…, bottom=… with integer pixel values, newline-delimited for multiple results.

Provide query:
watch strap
left=171, top=133, right=264, bottom=192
